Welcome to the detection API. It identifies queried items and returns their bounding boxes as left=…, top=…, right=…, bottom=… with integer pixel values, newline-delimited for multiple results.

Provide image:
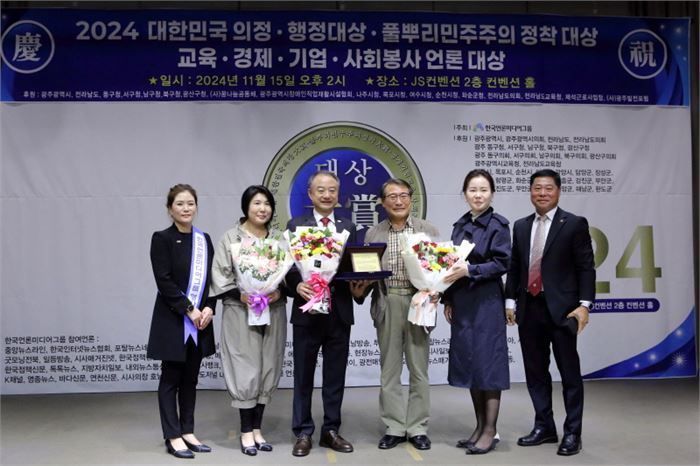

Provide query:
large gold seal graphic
left=264, top=122, right=426, bottom=236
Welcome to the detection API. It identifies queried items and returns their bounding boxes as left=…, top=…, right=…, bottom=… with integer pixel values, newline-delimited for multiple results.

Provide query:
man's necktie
left=320, top=217, right=330, bottom=227
left=527, top=215, right=547, bottom=296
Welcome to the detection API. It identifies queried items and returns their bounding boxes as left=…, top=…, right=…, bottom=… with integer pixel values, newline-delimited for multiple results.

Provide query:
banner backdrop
left=1, top=101, right=695, bottom=394
left=0, top=10, right=696, bottom=394
left=1, top=10, right=690, bottom=105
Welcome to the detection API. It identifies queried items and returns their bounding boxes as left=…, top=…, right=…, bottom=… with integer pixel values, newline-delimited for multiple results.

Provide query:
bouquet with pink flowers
left=283, top=226, right=350, bottom=314
left=231, top=237, right=293, bottom=326
left=401, top=233, right=474, bottom=327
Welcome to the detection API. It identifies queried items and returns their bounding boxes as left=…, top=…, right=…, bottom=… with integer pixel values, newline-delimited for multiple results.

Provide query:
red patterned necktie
left=527, top=215, right=547, bottom=296
left=320, top=217, right=330, bottom=227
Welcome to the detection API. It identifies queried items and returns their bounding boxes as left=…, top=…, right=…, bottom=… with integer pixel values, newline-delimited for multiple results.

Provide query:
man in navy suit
left=505, top=169, right=595, bottom=456
left=286, top=170, right=369, bottom=457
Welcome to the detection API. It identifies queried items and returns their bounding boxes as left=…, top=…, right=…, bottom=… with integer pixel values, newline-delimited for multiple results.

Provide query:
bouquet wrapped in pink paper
left=231, top=237, right=293, bottom=326
left=283, top=226, right=350, bottom=314
left=401, top=233, right=474, bottom=327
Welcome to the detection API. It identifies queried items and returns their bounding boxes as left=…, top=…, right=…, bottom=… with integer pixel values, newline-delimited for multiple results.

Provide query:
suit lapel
left=291, top=214, right=316, bottom=229
left=543, top=208, right=566, bottom=257
left=293, top=213, right=345, bottom=232
left=373, top=220, right=390, bottom=242
left=375, top=221, right=391, bottom=269
left=522, top=214, right=535, bottom=264
left=413, top=218, right=430, bottom=235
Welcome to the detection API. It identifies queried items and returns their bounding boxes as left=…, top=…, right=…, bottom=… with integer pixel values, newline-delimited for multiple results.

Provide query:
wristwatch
left=186, top=303, right=194, bottom=313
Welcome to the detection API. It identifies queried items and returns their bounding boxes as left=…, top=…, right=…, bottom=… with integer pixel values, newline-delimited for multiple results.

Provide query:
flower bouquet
left=230, top=237, right=293, bottom=326
left=401, top=233, right=474, bottom=327
left=283, top=226, right=350, bottom=314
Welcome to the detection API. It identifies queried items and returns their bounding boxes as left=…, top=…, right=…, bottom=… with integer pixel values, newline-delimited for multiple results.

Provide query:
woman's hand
left=443, top=263, right=469, bottom=284
left=187, top=307, right=203, bottom=327
left=267, top=289, right=281, bottom=304
left=198, top=306, right=214, bottom=330
left=443, top=304, right=453, bottom=324
left=240, top=293, right=249, bottom=305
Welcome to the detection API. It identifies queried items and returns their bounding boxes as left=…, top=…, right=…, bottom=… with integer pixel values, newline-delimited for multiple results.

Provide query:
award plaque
left=334, top=243, right=393, bottom=280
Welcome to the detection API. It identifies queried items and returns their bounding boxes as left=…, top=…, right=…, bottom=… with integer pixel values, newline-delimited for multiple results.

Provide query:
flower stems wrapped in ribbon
left=401, top=233, right=475, bottom=328
left=284, top=226, right=349, bottom=314
left=248, top=293, right=270, bottom=318
left=230, top=237, right=293, bottom=326
left=299, top=272, right=331, bottom=313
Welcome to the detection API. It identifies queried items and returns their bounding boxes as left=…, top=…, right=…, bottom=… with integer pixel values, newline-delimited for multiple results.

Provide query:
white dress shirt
left=506, top=206, right=590, bottom=310
left=313, top=210, right=336, bottom=232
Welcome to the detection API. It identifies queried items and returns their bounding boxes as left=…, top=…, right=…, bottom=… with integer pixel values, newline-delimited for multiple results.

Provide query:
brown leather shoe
left=319, top=430, right=353, bottom=453
left=292, top=434, right=312, bottom=457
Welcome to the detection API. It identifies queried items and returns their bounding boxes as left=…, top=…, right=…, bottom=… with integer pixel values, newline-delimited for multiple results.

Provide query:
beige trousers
left=219, top=299, right=286, bottom=409
left=376, top=291, right=430, bottom=437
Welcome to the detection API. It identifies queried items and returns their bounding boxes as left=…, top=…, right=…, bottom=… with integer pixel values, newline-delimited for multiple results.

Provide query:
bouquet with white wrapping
left=283, top=226, right=350, bottom=314
left=401, top=233, right=475, bottom=327
left=231, top=237, right=293, bottom=326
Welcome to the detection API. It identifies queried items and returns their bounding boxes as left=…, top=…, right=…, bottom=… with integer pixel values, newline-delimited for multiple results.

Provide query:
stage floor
left=2, top=378, right=698, bottom=465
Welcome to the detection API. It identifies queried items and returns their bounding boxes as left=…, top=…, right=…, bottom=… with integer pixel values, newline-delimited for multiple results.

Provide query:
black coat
left=147, top=224, right=216, bottom=361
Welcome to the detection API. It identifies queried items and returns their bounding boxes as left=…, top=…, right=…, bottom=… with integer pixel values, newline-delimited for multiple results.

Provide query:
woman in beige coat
left=210, top=185, right=287, bottom=456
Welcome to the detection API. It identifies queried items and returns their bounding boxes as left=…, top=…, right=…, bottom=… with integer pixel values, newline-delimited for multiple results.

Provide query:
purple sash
left=184, top=226, right=207, bottom=345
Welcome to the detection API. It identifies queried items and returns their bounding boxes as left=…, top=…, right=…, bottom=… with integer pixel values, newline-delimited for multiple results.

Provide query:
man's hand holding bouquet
left=284, top=226, right=349, bottom=314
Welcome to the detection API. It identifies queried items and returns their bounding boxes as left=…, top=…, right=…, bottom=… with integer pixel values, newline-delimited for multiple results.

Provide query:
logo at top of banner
left=618, top=29, right=667, bottom=80
left=1, top=20, right=55, bottom=74
left=263, top=122, right=425, bottom=241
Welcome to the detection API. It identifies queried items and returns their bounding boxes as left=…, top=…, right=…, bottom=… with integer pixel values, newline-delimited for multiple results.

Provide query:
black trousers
left=292, top=312, right=351, bottom=437
left=158, top=339, right=203, bottom=439
left=518, top=293, right=584, bottom=436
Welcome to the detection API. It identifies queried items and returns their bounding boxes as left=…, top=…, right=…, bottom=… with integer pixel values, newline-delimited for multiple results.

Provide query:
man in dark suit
left=505, top=169, right=595, bottom=456
left=286, top=170, right=368, bottom=457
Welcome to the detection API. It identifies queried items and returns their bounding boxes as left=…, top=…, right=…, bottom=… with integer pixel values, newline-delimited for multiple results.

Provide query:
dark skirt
left=448, top=280, right=510, bottom=390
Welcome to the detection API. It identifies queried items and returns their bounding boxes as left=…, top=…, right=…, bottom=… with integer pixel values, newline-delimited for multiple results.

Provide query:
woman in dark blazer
left=443, top=169, right=512, bottom=455
left=147, top=184, right=216, bottom=459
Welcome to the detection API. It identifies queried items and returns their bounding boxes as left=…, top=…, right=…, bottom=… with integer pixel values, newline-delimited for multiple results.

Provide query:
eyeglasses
left=384, top=193, right=411, bottom=202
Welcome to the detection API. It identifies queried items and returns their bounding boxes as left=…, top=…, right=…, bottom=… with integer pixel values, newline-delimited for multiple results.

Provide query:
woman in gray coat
left=210, top=185, right=287, bottom=456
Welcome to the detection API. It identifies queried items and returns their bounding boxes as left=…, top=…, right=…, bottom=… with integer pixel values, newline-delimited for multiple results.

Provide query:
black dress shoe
left=466, top=438, right=498, bottom=455
left=255, top=440, right=273, bottom=452
left=557, top=434, right=582, bottom=456
left=517, top=427, right=558, bottom=446
left=183, top=439, right=212, bottom=453
left=165, top=439, right=195, bottom=459
left=240, top=438, right=257, bottom=456
left=378, top=434, right=406, bottom=449
left=292, top=434, right=312, bottom=457
left=456, top=438, right=474, bottom=449
left=457, top=432, right=499, bottom=448
left=320, top=430, right=353, bottom=453
left=408, top=435, right=431, bottom=450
